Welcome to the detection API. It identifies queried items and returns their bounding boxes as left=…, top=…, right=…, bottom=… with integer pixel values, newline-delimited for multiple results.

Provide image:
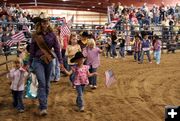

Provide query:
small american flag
left=6, top=31, right=26, bottom=47
left=60, top=24, right=71, bottom=38
left=105, top=70, right=117, bottom=88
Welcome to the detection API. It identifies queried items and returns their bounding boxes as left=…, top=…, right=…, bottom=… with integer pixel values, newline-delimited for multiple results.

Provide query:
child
left=7, top=59, right=28, bottom=113
left=105, top=37, right=112, bottom=58
left=64, top=51, right=97, bottom=112
left=153, top=36, right=161, bottom=64
left=83, top=39, right=102, bottom=89
left=134, top=35, right=142, bottom=62
left=118, top=34, right=126, bottom=58
left=140, top=35, right=152, bottom=64
left=66, top=34, right=81, bottom=86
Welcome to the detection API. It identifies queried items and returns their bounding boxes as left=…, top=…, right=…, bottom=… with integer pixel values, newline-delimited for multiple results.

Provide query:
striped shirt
left=134, top=41, right=142, bottom=52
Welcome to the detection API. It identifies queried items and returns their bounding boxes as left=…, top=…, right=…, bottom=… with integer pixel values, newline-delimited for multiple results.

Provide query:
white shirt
left=8, top=67, right=28, bottom=91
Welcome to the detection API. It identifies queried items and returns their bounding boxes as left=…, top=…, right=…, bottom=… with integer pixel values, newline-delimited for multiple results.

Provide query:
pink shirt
left=7, top=67, right=28, bottom=91
left=83, top=47, right=101, bottom=68
left=73, top=65, right=89, bottom=86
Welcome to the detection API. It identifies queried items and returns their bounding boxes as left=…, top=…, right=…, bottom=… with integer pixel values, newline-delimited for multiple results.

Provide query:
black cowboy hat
left=70, top=51, right=85, bottom=63
left=32, top=17, right=49, bottom=24
left=81, top=31, right=89, bottom=37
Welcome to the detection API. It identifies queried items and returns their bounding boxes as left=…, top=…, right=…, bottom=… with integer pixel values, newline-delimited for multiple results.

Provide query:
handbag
left=25, top=72, right=38, bottom=99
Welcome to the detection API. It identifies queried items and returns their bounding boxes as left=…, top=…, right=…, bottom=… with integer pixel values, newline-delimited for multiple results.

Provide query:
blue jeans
left=68, top=65, right=76, bottom=84
left=12, top=90, right=24, bottom=110
left=88, top=66, right=97, bottom=86
left=32, top=58, right=53, bottom=110
left=111, top=44, right=117, bottom=57
left=76, top=85, right=85, bottom=108
left=119, top=47, right=125, bottom=58
left=141, top=50, right=151, bottom=63
left=134, top=51, right=141, bottom=61
left=50, top=58, right=60, bottom=81
left=154, top=50, right=161, bottom=64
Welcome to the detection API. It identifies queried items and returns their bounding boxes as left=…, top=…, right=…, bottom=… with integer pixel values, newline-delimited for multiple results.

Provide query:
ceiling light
left=98, top=2, right=101, bottom=5
left=92, top=6, right=95, bottom=8
left=87, top=9, right=91, bottom=11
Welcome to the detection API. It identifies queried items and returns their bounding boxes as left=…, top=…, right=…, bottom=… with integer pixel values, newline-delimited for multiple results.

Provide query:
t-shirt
left=66, top=44, right=81, bottom=65
left=73, top=65, right=89, bottom=86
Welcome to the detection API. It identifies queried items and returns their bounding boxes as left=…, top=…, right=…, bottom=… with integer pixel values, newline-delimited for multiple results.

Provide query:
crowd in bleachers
left=107, top=2, right=180, bottom=33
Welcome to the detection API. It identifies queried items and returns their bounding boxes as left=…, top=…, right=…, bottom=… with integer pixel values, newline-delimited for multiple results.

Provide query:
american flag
left=6, top=31, right=26, bottom=47
left=60, top=15, right=74, bottom=38
left=60, top=24, right=71, bottom=38
left=105, top=70, right=117, bottom=88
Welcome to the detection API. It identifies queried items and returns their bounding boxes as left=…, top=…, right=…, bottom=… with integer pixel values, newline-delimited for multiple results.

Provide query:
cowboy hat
left=70, top=51, right=85, bottom=63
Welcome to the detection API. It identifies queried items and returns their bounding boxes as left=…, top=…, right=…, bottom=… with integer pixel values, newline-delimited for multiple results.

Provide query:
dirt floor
left=0, top=52, right=180, bottom=121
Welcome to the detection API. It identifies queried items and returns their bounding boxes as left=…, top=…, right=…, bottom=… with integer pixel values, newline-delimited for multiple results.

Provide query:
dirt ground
left=0, top=52, right=180, bottom=121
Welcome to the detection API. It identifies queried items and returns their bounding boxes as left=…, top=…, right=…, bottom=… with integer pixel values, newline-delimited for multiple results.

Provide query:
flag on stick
left=6, top=31, right=26, bottom=47
left=105, top=70, right=117, bottom=88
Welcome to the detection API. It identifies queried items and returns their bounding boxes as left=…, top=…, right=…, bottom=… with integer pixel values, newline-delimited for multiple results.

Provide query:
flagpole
left=35, top=0, right=37, bottom=6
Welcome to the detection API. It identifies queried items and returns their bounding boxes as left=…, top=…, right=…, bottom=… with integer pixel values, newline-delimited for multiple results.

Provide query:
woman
left=29, top=17, right=63, bottom=116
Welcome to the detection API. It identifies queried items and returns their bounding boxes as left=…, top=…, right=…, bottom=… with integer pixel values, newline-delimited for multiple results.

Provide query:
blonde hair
left=87, top=39, right=96, bottom=48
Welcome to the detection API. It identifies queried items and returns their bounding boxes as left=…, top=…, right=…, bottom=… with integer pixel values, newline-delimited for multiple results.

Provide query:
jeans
left=76, top=85, right=85, bottom=108
left=134, top=51, right=141, bottom=61
left=154, top=50, right=161, bottom=64
left=119, top=47, right=125, bottom=58
left=68, top=65, right=76, bottom=84
left=50, top=58, right=60, bottom=81
left=140, top=50, right=151, bottom=63
left=12, top=90, right=24, bottom=110
left=111, top=44, right=117, bottom=57
left=88, top=66, right=97, bottom=86
left=32, top=58, right=53, bottom=110
left=106, top=48, right=112, bottom=57
left=154, top=16, right=159, bottom=25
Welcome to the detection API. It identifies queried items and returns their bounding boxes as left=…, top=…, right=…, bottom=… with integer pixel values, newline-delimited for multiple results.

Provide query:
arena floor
left=0, top=52, right=180, bottom=121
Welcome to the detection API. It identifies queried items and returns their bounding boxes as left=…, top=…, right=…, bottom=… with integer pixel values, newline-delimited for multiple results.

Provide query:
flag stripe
left=6, top=31, right=27, bottom=47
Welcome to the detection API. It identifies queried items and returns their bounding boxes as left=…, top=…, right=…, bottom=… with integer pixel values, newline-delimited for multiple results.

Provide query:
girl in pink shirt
left=83, top=39, right=102, bottom=89
left=64, top=51, right=97, bottom=112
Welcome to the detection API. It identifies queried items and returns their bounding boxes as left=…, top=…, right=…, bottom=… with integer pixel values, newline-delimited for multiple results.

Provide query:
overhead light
left=87, top=8, right=90, bottom=11
left=92, top=6, right=95, bottom=8
left=98, top=2, right=101, bottom=5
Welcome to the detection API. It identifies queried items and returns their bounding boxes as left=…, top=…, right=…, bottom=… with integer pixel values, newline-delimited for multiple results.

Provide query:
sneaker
left=79, top=107, right=84, bottom=112
left=89, top=85, right=93, bottom=88
left=92, top=85, right=97, bottom=89
left=40, top=109, right=48, bottom=116
left=18, top=109, right=24, bottom=113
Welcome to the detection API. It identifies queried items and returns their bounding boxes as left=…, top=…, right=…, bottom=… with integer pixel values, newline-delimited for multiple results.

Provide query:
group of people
left=7, top=16, right=103, bottom=115
left=1, top=1, right=179, bottom=118
left=108, top=2, right=180, bottom=26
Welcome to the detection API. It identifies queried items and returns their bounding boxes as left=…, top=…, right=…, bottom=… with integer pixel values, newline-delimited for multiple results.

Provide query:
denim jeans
left=32, top=58, right=53, bottom=110
left=76, top=85, right=85, bottom=108
left=88, top=66, right=97, bottom=86
left=12, top=90, right=24, bottom=110
left=68, top=65, right=76, bottom=84
left=134, top=51, right=141, bottom=61
left=50, top=58, right=60, bottom=81
left=141, top=50, right=151, bottom=63
left=154, top=50, right=161, bottom=64
left=119, top=47, right=125, bottom=58
left=111, top=44, right=117, bottom=57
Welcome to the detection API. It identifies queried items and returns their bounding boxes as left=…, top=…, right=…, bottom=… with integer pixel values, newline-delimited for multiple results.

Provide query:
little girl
left=83, top=39, right=102, bottom=89
left=64, top=51, right=97, bottom=112
left=134, top=35, right=142, bottom=62
left=7, top=59, right=28, bottom=113
left=66, top=33, right=81, bottom=86
left=153, top=36, right=161, bottom=64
